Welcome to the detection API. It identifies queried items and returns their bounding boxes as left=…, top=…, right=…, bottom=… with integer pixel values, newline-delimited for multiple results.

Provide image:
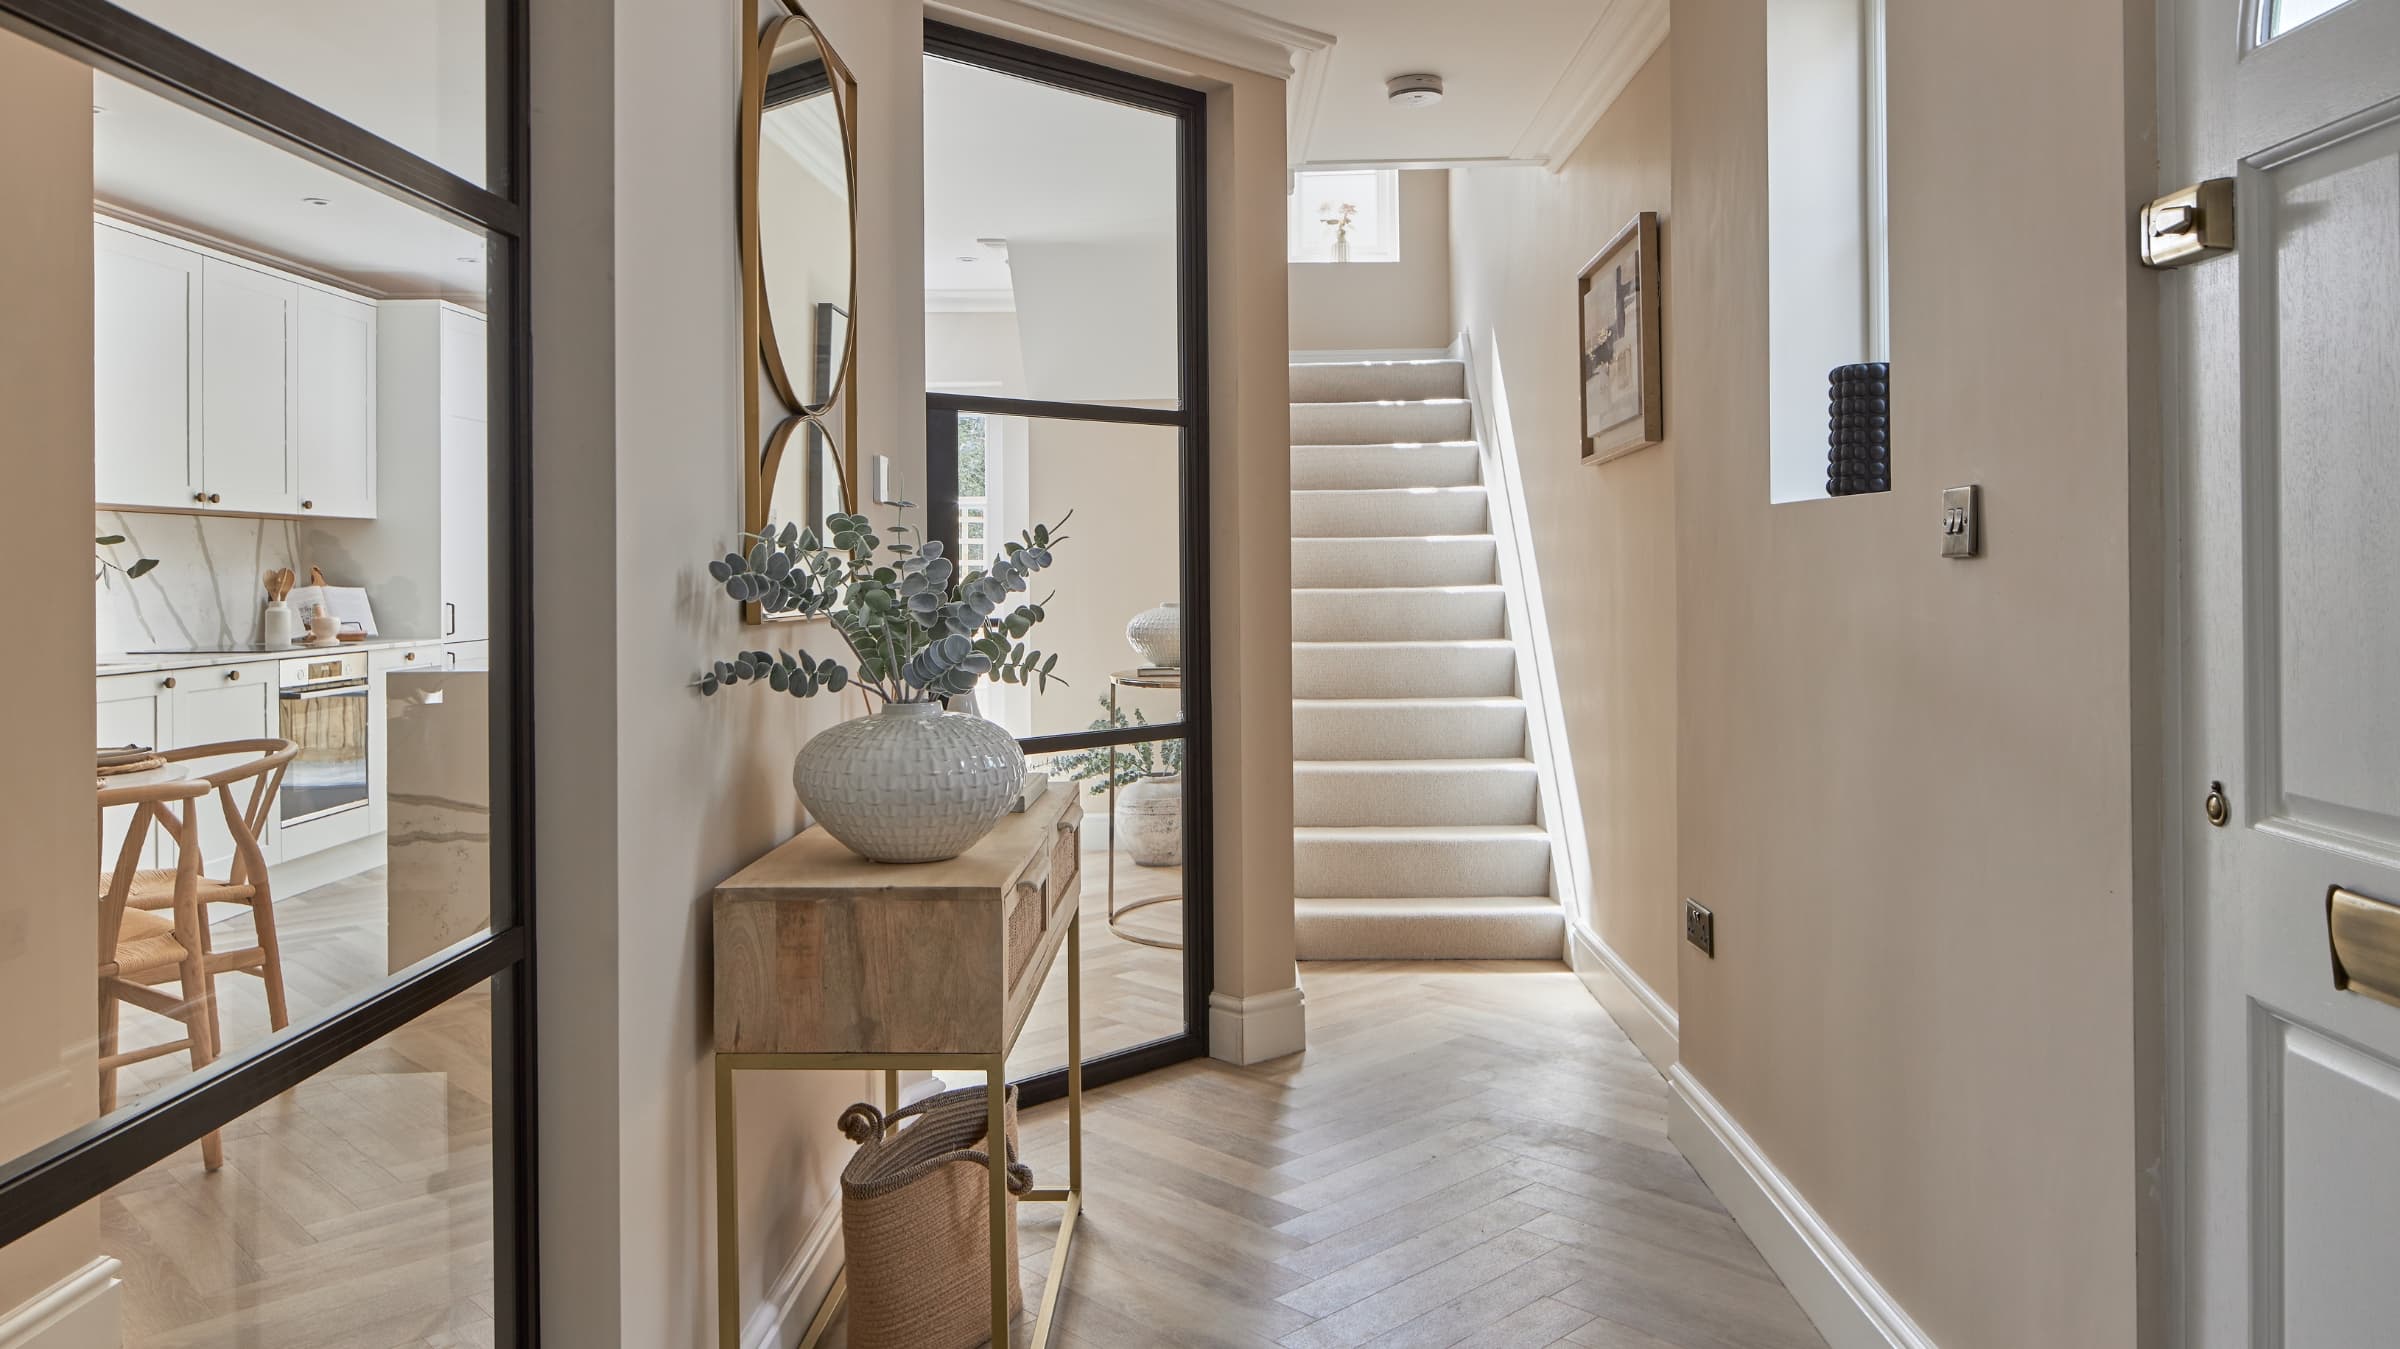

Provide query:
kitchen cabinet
left=366, top=642, right=436, bottom=834
left=439, top=305, right=487, bottom=421
left=94, top=219, right=379, bottom=519
left=198, top=259, right=301, bottom=514
left=441, top=415, right=488, bottom=642
left=93, top=224, right=202, bottom=509
left=371, top=302, right=488, bottom=642
left=97, top=672, right=176, bottom=871
left=294, top=288, right=378, bottom=518
left=172, top=659, right=281, bottom=872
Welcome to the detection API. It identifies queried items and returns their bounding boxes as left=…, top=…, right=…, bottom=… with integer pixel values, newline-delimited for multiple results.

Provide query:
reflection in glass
left=2265, top=0, right=2354, bottom=39
left=758, top=14, right=854, bottom=416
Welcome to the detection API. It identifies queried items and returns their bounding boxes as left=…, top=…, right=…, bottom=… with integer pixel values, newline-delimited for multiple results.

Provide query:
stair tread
left=1293, top=637, right=1513, bottom=649
left=1297, top=824, right=1549, bottom=839
left=1292, top=485, right=1484, bottom=496
left=1296, top=757, right=1537, bottom=771
left=1298, top=895, right=1559, bottom=907
left=1292, top=440, right=1477, bottom=449
left=1295, top=695, right=1523, bottom=707
left=1293, top=396, right=1471, bottom=407
left=1293, top=583, right=1504, bottom=593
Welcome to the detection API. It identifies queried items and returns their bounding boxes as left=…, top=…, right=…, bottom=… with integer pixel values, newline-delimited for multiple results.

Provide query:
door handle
left=2328, top=886, right=2400, bottom=1010
left=445, top=601, right=457, bottom=636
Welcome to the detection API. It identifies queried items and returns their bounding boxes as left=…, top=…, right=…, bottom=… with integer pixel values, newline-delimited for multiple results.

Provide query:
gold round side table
left=1105, top=667, right=1184, bottom=951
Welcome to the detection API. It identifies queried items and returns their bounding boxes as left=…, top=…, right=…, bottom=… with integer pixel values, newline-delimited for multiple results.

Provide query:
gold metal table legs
left=714, top=914, right=1084, bottom=1349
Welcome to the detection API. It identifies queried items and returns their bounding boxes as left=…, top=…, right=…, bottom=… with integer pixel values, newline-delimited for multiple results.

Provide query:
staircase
left=1289, top=355, right=1565, bottom=960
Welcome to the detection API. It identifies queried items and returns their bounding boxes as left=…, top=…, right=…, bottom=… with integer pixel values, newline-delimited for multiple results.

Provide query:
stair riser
left=1294, top=701, right=1526, bottom=760
left=1291, top=400, right=1472, bottom=445
left=1295, top=905, right=1565, bottom=961
left=1292, top=644, right=1516, bottom=699
left=1293, top=588, right=1506, bottom=642
left=1294, top=765, right=1540, bottom=827
left=1291, top=444, right=1481, bottom=490
left=1295, top=836, right=1552, bottom=899
left=1292, top=537, right=1497, bottom=588
left=1291, top=489, right=1487, bottom=538
left=1289, top=361, right=1466, bottom=402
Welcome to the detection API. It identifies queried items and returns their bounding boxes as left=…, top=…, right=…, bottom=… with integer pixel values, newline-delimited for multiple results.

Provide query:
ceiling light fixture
left=956, top=255, right=979, bottom=263
left=301, top=196, right=331, bottom=206
left=1386, top=73, right=1444, bottom=108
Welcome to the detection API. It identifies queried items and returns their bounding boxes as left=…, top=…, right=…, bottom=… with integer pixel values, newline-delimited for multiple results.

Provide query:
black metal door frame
left=923, top=19, right=1212, bottom=1105
left=0, top=4, right=538, bottom=1343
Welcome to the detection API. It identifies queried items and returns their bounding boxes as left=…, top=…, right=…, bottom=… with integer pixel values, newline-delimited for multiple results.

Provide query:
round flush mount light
left=1386, top=73, right=1444, bottom=108
left=301, top=196, right=331, bottom=206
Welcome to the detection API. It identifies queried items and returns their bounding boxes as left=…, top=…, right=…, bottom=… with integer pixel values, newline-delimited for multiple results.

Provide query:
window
left=2260, top=0, right=2355, bottom=41
left=1289, top=168, right=1401, bottom=263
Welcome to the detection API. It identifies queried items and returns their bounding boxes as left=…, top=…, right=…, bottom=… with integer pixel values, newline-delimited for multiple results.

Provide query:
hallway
left=834, top=963, right=1822, bottom=1349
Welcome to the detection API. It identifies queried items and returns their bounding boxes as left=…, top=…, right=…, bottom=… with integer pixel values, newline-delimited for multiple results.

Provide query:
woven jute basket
left=837, top=1085, right=1030, bottom=1349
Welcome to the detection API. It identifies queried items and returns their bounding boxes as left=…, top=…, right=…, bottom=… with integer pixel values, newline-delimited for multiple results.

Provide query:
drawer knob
left=225, top=669, right=241, bottom=681
left=404, top=652, right=417, bottom=662
left=300, top=499, right=314, bottom=511
left=161, top=676, right=177, bottom=690
left=207, top=493, right=222, bottom=504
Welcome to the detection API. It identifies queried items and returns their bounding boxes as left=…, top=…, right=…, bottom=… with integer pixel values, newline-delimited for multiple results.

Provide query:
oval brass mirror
left=753, top=7, right=854, bottom=419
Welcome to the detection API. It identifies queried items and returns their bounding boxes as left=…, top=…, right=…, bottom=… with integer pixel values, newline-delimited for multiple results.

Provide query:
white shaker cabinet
left=294, top=288, right=379, bottom=518
left=170, top=660, right=281, bottom=873
left=93, top=224, right=202, bottom=509
left=198, top=258, right=301, bottom=514
left=97, top=672, right=176, bottom=871
left=440, top=414, right=488, bottom=643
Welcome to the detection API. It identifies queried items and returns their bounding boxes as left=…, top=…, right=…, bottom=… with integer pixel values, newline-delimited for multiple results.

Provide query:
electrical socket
left=1684, top=898, right=1715, bottom=957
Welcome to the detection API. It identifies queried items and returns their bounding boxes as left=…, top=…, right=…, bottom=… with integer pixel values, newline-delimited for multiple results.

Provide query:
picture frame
left=1577, top=211, right=1664, bottom=464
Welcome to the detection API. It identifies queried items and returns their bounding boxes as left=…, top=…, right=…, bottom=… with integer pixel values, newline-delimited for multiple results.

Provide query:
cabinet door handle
left=225, top=669, right=242, bottom=681
left=206, top=493, right=222, bottom=504
left=300, top=499, right=314, bottom=511
left=161, top=676, right=177, bottom=690
left=404, top=651, right=418, bottom=662
left=444, top=601, right=457, bottom=637
left=193, top=492, right=207, bottom=504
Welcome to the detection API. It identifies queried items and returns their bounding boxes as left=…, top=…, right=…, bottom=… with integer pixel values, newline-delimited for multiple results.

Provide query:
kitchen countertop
left=97, top=635, right=444, bottom=678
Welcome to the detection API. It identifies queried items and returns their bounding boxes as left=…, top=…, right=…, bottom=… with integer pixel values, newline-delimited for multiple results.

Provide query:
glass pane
left=15, top=983, right=495, bottom=1348
left=1289, top=168, right=1401, bottom=263
left=2266, top=0, right=2355, bottom=39
left=2, top=24, right=501, bottom=1173
left=1009, top=737, right=1189, bottom=1078
left=110, top=0, right=490, bottom=188
left=939, top=416, right=1183, bottom=740
left=924, top=55, right=1180, bottom=410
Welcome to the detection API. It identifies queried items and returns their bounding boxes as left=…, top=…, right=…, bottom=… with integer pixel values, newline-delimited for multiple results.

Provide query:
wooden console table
left=712, top=789, right=1085, bottom=1349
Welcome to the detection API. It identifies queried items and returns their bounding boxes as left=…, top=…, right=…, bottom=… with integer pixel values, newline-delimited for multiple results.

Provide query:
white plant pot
left=793, top=701, right=1026, bottom=864
left=1125, top=600, right=1181, bottom=668
left=1114, top=773, right=1182, bottom=868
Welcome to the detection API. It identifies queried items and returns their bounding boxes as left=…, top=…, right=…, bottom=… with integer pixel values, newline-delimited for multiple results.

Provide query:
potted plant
left=700, top=508, right=1071, bottom=864
left=1052, top=700, right=1182, bottom=867
left=95, top=534, right=157, bottom=657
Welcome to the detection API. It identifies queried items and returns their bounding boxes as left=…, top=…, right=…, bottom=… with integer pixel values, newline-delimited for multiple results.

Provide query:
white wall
left=1009, top=236, right=1178, bottom=402
left=1289, top=168, right=1451, bottom=352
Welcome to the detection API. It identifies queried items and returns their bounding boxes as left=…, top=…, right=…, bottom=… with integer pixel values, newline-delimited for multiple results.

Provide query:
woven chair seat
left=104, top=869, right=258, bottom=909
left=103, top=908, right=188, bottom=977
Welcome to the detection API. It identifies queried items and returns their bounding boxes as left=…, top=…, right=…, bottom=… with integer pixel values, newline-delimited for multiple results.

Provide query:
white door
left=440, top=413, right=489, bottom=642
left=2173, top=0, right=2400, bottom=1344
left=170, top=662, right=279, bottom=874
left=199, top=258, right=300, bottom=513
left=93, top=224, right=202, bottom=510
left=293, top=288, right=378, bottom=518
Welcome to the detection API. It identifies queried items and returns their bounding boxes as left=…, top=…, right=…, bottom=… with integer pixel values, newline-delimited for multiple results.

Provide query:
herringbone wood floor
left=835, top=961, right=1826, bottom=1349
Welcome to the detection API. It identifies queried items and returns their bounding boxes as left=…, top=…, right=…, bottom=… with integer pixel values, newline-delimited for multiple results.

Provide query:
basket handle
left=838, top=1100, right=1035, bottom=1194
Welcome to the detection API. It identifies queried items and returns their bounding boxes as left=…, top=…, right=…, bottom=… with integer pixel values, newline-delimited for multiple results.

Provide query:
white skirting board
left=1209, top=985, right=1307, bottom=1065
left=1565, top=922, right=1678, bottom=1074
left=1668, top=1066, right=1937, bottom=1349
left=0, top=1258, right=122, bottom=1349
left=742, top=1194, right=844, bottom=1349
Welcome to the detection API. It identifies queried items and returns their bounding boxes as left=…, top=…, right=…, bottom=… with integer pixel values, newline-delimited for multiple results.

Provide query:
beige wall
left=0, top=30, right=103, bottom=1314
left=1449, top=47, right=1679, bottom=1009
left=1289, top=169, right=1451, bottom=352
left=1023, top=415, right=1183, bottom=738
left=1670, top=1, right=2160, bottom=1345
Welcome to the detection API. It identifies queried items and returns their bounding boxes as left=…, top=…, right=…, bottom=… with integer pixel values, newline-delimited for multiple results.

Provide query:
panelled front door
left=2173, top=0, right=2400, bottom=1343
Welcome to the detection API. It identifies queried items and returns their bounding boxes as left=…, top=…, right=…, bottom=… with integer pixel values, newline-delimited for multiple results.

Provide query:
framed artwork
left=1577, top=211, right=1664, bottom=464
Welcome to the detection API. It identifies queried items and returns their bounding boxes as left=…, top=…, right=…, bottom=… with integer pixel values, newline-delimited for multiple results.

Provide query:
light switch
left=1941, top=485, right=1980, bottom=559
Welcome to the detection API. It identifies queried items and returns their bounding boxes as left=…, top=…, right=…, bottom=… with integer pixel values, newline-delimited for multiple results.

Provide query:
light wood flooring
left=830, top=961, right=1827, bottom=1349
left=1010, top=835, right=1188, bottom=1079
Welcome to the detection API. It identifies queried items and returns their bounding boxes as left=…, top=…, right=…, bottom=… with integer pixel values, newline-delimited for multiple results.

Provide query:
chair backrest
left=95, top=776, right=208, bottom=966
left=157, top=739, right=299, bottom=888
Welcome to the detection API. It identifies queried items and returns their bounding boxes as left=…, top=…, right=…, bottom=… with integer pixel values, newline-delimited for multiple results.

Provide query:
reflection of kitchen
left=88, top=67, right=493, bottom=1093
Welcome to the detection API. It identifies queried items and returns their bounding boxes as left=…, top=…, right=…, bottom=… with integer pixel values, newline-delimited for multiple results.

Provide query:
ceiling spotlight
left=301, top=196, right=331, bottom=206
left=1386, top=73, right=1444, bottom=108
left=956, top=255, right=980, bottom=263
left=455, top=256, right=478, bottom=264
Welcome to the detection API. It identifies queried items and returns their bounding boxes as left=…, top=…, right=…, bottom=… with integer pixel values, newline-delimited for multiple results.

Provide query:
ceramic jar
left=1114, top=773, right=1182, bottom=867
left=1125, top=600, right=1181, bottom=668
left=792, top=701, right=1027, bottom=864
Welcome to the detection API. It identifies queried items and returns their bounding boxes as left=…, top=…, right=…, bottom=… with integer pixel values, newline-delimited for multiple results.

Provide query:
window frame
left=1288, top=167, right=1402, bottom=264
left=0, top=3, right=538, bottom=1343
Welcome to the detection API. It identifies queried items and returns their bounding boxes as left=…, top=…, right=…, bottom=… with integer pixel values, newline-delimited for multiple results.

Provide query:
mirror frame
left=740, top=1, right=859, bottom=624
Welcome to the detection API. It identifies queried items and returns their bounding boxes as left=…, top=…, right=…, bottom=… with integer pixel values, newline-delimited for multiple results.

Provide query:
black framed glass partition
left=924, top=22, right=1210, bottom=1104
left=0, top=1, right=534, bottom=1344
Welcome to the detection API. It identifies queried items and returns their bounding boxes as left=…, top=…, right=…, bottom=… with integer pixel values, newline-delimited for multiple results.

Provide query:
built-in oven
left=279, top=652, right=370, bottom=824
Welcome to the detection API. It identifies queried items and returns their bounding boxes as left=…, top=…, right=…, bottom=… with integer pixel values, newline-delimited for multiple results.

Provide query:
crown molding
left=761, top=114, right=849, bottom=200
left=1003, top=0, right=1333, bottom=80
left=1511, top=0, right=1670, bottom=169
left=1286, top=39, right=1333, bottom=171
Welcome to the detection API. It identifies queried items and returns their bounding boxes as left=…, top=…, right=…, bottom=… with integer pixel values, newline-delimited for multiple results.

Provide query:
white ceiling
left=1006, top=0, right=1669, bottom=171
left=93, top=73, right=486, bottom=298
left=923, top=56, right=1178, bottom=301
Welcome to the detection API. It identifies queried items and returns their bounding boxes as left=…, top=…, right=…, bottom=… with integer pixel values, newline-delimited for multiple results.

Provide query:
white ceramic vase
left=793, top=701, right=1027, bottom=864
left=1125, top=600, right=1181, bottom=668
left=1114, top=773, right=1182, bottom=868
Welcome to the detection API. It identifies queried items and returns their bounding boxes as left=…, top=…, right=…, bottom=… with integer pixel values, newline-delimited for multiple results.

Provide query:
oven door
left=279, top=677, right=371, bottom=824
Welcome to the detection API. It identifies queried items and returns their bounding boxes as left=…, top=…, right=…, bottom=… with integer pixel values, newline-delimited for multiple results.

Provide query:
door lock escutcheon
left=2141, top=178, right=2235, bottom=269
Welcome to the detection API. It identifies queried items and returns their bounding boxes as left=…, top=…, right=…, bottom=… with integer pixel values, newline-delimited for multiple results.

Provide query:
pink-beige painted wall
left=0, top=28, right=104, bottom=1317
left=1670, top=0, right=2162, bottom=1345
left=1289, top=169, right=1451, bottom=352
left=1449, top=46, right=1679, bottom=1010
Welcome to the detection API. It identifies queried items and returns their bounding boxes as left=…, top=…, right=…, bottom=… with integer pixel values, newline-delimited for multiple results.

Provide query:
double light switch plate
left=1941, top=485, right=1980, bottom=559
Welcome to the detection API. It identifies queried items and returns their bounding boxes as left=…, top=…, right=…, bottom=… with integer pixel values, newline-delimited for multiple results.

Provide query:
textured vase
left=1125, top=600, right=1181, bottom=667
left=793, top=702, right=1026, bottom=864
left=1114, top=773, right=1182, bottom=868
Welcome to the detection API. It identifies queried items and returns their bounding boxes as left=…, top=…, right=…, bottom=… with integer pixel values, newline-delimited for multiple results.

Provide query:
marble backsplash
left=96, top=510, right=307, bottom=651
